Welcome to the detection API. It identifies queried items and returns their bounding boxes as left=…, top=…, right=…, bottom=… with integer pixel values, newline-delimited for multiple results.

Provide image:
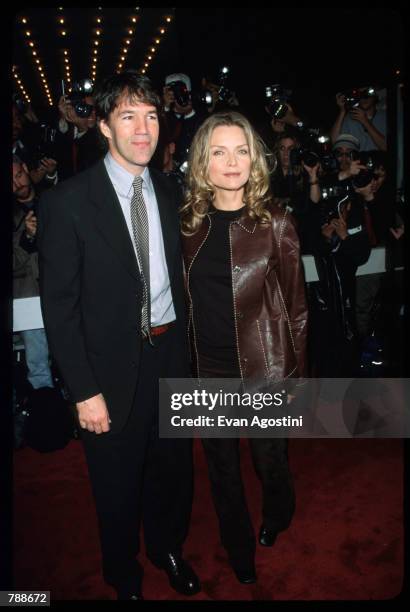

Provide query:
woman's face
left=208, top=125, right=251, bottom=192
left=371, top=166, right=386, bottom=193
left=278, top=137, right=296, bottom=170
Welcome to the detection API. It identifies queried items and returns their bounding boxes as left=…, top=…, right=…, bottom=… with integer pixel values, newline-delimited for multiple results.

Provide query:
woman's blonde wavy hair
left=180, top=111, right=274, bottom=235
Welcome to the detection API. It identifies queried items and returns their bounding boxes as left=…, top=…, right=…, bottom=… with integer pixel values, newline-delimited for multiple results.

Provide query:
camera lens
left=302, top=151, right=319, bottom=168
left=352, top=170, right=374, bottom=189
left=74, top=102, right=94, bottom=118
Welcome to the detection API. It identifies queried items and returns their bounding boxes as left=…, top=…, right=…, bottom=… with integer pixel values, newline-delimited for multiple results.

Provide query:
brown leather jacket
left=181, top=202, right=308, bottom=383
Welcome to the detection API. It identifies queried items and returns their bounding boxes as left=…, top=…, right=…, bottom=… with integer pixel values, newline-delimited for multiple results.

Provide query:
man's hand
left=24, top=210, right=37, bottom=237
left=335, top=92, right=346, bottom=113
left=346, top=159, right=367, bottom=177
left=40, top=157, right=57, bottom=175
left=58, top=95, right=78, bottom=124
left=302, top=161, right=319, bottom=181
left=321, top=222, right=335, bottom=240
left=76, top=393, right=111, bottom=435
left=330, top=212, right=348, bottom=240
left=30, top=158, right=58, bottom=184
left=353, top=181, right=375, bottom=201
left=349, top=107, right=370, bottom=126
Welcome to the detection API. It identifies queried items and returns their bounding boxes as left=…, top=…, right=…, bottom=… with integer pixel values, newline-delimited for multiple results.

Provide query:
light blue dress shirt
left=104, top=153, right=176, bottom=326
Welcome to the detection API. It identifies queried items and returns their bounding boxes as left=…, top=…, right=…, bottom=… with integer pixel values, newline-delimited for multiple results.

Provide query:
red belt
left=144, top=321, right=175, bottom=339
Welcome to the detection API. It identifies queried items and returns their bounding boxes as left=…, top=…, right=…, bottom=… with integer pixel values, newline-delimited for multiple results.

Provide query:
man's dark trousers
left=81, top=326, right=193, bottom=596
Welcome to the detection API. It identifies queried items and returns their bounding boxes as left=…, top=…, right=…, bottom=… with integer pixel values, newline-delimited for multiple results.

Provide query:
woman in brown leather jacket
left=180, top=111, right=308, bottom=584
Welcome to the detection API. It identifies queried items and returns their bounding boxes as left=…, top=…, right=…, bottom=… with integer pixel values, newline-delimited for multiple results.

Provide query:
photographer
left=55, top=81, right=104, bottom=180
left=271, top=130, right=321, bottom=253
left=319, top=134, right=368, bottom=194
left=12, top=100, right=58, bottom=191
left=330, top=87, right=386, bottom=152
left=163, top=72, right=206, bottom=169
left=200, top=69, right=240, bottom=115
left=265, top=85, right=304, bottom=150
left=13, top=156, right=54, bottom=391
left=309, top=195, right=371, bottom=375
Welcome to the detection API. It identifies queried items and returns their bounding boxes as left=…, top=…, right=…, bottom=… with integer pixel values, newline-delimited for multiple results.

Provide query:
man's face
left=13, top=162, right=33, bottom=200
left=75, top=95, right=97, bottom=131
left=100, top=96, right=159, bottom=175
left=334, top=146, right=354, bottom=171
left=13, top=106, right=23, bottom=142
left=358, top=92, right=376, bottom=112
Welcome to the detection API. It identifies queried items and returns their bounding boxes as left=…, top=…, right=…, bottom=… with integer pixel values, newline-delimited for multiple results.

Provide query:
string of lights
left=56, top=9, right=74, bottom=96
left=90, top=10, right=105, bottom=83
left=12, top=65, right=31, bottom=105
left=18, top=14, right=54, bottom=106
left=116, top=8, right=140, bottom=73
left=140, top=13, right=173, bottom=75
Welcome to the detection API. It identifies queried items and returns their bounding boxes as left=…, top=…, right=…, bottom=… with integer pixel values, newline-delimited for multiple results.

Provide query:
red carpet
left=13, top=438, right=403, bottom=601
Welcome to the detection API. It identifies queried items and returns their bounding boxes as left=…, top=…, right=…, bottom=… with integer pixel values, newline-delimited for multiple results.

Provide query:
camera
left=34, top=122, right=57, bottom=163
left=343, top=86, right=376, bottom=112
left=166, top=80, right=191, bottom=107
left=199, top=66, right=235, bottom=107
left=67, top=78, right=94, bottom=118
left=289, top=128, right=338, bottom=171
left=349, top=151, right=375, bottom=188
left=323, top=193, right=350, bottom=224
left=265, top=84, right=292, bottom=119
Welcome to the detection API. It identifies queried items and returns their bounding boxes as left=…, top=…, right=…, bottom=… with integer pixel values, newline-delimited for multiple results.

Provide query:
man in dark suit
left=37, top=71, right=200, bottom=600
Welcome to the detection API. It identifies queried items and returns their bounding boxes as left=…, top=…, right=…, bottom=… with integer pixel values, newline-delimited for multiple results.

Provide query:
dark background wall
left=12, top=8, right=404, bottom=133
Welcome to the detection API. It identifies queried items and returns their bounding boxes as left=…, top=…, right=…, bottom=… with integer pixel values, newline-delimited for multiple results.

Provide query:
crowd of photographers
left=12, top=70, right=405, bottom=448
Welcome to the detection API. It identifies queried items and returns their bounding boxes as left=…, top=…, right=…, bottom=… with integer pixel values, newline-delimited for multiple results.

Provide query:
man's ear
left=99, top=119, right=111, bottom=140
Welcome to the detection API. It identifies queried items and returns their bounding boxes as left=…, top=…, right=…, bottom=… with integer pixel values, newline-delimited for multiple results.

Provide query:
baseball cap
left=333, top=134, right=360, bottom=151
left=165, top=73, right=191, bottom=92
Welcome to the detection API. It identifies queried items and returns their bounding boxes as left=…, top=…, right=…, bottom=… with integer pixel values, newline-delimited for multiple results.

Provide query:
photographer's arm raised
left=349, top=107, right=386, bottom=151
left=330, top=93, right=347, bottom=144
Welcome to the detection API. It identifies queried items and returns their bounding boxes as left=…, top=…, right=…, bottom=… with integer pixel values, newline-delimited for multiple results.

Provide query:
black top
left=190, top=205, right=245, bottom=370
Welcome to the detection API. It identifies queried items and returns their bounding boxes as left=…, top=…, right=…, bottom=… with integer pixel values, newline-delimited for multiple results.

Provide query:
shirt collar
left=105, top=152, right=153, bottom=199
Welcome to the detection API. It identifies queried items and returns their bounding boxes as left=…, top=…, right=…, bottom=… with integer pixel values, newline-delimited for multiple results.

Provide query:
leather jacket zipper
left=229, top=222, right=244, bottom=381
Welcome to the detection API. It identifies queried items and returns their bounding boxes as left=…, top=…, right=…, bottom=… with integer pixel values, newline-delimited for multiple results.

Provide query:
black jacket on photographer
left=54, top=123, right=105, bottom=181
left=165, top=108, right=206, bottom=169
left=307, top=194, right=371, bottom=375
left=13, top=124, right=58, bottom=195
left=271, top=167, right=317, bottom=254
left=13, top=197, right=40, bottom=299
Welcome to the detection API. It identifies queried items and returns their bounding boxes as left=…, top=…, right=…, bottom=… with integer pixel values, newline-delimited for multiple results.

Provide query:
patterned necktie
left=131, top=175, right=151, bottom=338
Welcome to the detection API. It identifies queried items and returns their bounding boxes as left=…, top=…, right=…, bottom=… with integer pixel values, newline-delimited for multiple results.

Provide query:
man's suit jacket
left=37, top=159, right=189, bottom=433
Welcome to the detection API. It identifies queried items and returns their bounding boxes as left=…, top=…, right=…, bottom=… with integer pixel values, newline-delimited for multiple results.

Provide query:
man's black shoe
left=232, top=567, right=257, bottom=584
left=157, top=553, right=201, bottom=596
left=259, top=525, right=279, bottom=547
